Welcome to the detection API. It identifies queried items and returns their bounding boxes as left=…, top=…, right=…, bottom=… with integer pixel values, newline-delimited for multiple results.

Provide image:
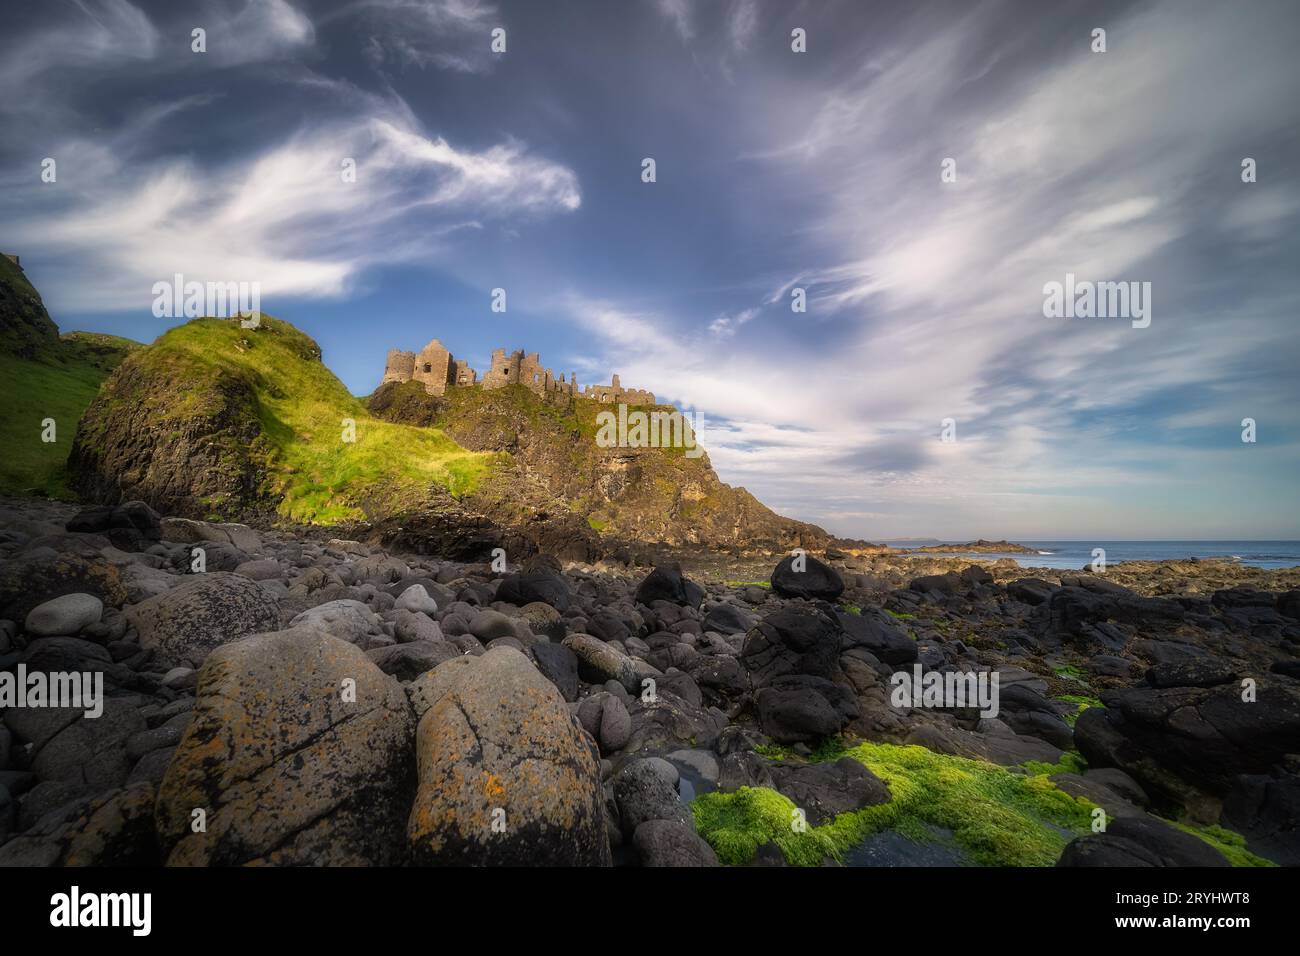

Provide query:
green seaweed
left=1054, top=695, right=1102, bottom=727
left=1161, top=820, right=1277, bottom=868
left=1021, top=751, right=1089, bottom=776
left=693, top=742, right=1099, bottom=867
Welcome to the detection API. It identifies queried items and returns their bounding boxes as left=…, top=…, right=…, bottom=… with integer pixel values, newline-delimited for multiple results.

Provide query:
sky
left=2, top=0, right=1298, bottom=541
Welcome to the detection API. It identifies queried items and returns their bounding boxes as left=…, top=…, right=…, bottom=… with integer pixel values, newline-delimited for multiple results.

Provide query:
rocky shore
left=1, top=495, right=1297, bottom=867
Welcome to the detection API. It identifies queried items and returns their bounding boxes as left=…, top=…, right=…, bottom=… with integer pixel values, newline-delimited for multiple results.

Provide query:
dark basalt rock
left=1075, top=681, right=1300, bottom=801
left=66, top=500, right=162, bottom=552
left=1220, top=767, right=1300, bottom=866
left=755, top=674, right=859, bottom=743
left=1277, top=590, right=1300, bottom=620
left=632, top=819, right=719, bottom=867
left=768, top=756, right=890, bottom=826
left=909, top=572, right=961, bottom=595
left=495, top=568, right=572, bottom=611
left=1006, top=577, right=1055, bottom=605
left=1144, top=659, right=1237, bottom=688
left=741, top=605, right=844, bottom=686
left=1211, top=587, right=1276, bottom=609
left=634, top=564, right=704, bottom=608
left=770, top=554, right=844, bottom=601
left=835, top=607, right=917, bottom=665
left=1057, top=816, right=1229, bottom=867
left=702, top=602, right=755, bottom=635
left=531, top=641, right=580, bottom=702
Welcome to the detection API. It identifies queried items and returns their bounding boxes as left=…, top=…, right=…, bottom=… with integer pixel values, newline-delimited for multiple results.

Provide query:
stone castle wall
left=382, top=338, right=654, bottom=405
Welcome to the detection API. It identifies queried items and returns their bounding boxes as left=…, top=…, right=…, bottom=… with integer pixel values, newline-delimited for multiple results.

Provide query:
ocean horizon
left=880, top=540, right=1300, bottom=571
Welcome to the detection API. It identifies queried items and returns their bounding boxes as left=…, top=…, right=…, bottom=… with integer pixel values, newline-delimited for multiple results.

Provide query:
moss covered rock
left=693, top=742, right=1101, bottom=867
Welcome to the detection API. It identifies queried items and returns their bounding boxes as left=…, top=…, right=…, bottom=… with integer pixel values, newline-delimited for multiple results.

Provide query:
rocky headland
left=1, top=494, right=1296, bottom=867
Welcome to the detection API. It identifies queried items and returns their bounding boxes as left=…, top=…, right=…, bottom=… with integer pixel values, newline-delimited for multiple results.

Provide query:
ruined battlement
left=382, top=337, right=654, bottom=405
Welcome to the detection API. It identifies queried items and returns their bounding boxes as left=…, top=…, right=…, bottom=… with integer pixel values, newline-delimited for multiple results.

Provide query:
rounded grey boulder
left=125, top=571, right=279, bottom=666
left=24, top=593, right=103, bottom=637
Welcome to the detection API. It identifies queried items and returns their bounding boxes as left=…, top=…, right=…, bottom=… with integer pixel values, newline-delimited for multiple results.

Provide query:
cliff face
left=0, top=255, right=60, bottom=359
left=368, top=379, right=837, bottom=555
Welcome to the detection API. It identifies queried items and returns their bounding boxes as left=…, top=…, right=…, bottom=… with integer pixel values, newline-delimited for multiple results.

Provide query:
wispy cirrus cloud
left=4, top=105, right=579, bottom=311
left=349, top=0, right=501, bottom=73
left=559, top=0, right=1300, bottom=538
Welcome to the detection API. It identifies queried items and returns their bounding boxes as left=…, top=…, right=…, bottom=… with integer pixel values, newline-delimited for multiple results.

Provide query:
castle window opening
left=423, top=363, right=431, bottom=373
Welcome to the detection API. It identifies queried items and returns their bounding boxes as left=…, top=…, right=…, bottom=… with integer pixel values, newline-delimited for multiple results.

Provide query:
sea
left=878, top=541, right=1300, bottom=571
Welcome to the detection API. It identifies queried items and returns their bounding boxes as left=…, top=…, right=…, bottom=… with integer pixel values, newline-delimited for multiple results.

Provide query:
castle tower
left=382, top=349, right=416, bottom=384
left=452, top=359, right=476, bottom=386
left=413, top=338, right=455, bottom=395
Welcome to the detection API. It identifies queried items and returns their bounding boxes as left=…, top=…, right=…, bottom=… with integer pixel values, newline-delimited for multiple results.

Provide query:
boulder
left=634, top=565, right=704, bottom=608
left=288, top=599, right=379, bottom=645
left=394, top=583, right=439, bottom=615
left=740, top=605, right=843, bottom=686
left=531, top=641, right=579, bottom=701
left=495, top=569, right=572, bottom=612
left=835, top=608, right=917, bottom=665
left=632, top=819, right=719, bottom=867
left=768, top=756, right=890, bottom=826
left=770, top=554, right=844, bottom=601
left=406, top=647, right=610, bottom=865
left=232, top=558, right=281, bottom=581
left=1057, top=816, right=1229, bottom=867
left=24, top=593, right=103, bottom=637
left=0, top=551, right=128, bottom=628
left=563, top=633, right=641, bottom=693
left=366, top=640, right=459, bottom=681
left=0, top=783, right=158, bottom=866
left=67, top=501, right=162, bottom=551
left=755, top=676, right=857, bottom=743
left=156, top=627, right=415, bottom=865
left=701, top=602, right=756, bottom=636
left=126, top=571, right=279, bottom=666
left=577, top=692, right=632, bottom=755
left=612, top=758, right=692, bottom=839
left=1144, top=659, right=1237, bottom=689
left=909, top=572, right=960, bottom=595
left=1007, top=578, right=1055, bottom=606
left=159, top=517, right=261, bottom=553
left=1075, top=682, right=1300, bottom=802
left=26, top=700, right=145, bottom=791
left=1220, top=769, right=1300, bottom=866
left=626, top=689, right=729, bottom=753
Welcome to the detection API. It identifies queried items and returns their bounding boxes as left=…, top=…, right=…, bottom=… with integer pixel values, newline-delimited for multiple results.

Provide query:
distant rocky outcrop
left=904, top=539, right=1039, bottom=555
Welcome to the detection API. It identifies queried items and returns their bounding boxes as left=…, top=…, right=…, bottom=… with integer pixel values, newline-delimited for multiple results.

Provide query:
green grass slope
left=0, top=257, right=141, bottom=496
left=71, top=316, right=500, bottom=524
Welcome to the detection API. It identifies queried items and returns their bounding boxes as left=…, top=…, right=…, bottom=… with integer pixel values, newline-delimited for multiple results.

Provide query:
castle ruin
left=382, top=338, right=654, bottom=405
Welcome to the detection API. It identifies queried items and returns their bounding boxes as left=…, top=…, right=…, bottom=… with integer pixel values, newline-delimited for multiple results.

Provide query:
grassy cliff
left=71, top=316, right=500, bottom=524
left=0, top=256, right=140, bottom=496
